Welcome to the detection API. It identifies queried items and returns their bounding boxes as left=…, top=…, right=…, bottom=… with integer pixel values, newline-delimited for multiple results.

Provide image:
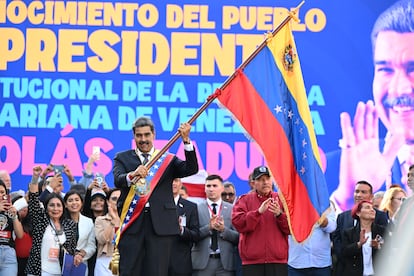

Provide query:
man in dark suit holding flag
left=113, top=116, right=198, bottom=276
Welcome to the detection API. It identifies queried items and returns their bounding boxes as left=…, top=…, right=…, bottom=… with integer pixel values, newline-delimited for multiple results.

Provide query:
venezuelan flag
left=218, top=22, right=330, bottom=242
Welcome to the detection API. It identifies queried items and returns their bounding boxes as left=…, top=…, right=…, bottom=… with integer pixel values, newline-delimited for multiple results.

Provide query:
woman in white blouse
left=64, top=190, right=96, bottom=275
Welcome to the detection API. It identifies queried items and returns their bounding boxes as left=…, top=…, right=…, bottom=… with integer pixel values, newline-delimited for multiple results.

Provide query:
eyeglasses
left=110, top=196, right=119, bottom=202
left=393, top=197, right=406, bottom=202
left=221, top=193, right=235, bottom=197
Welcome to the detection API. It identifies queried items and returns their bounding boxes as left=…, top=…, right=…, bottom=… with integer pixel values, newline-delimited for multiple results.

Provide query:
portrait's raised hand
left=335, top=100, right=404, bottom=210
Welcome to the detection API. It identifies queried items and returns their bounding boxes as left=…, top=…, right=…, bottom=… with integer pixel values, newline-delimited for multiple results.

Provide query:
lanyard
left=50, top=220, right=64, bottom=246
left=207, top=202, right=222, bottom=217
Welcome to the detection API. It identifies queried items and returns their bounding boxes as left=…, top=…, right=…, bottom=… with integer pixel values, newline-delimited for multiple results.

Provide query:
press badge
left=179, top=214, right=186, bottom=227
left=48, top=246, right=60, bottom=262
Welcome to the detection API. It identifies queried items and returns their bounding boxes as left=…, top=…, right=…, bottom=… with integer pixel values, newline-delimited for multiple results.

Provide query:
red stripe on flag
left=219, top=71, right=319, bottom=242
left=182, top=182, right=206, bottom=198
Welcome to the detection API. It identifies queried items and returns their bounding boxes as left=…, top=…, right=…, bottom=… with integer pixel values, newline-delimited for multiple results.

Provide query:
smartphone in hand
left=93, top=146, right=100, bottom=160
left=53, top=165, right=64, bottom=175
left=95, top=172, right=105, bottom=187
left=3, top=194, right=11, bottom=204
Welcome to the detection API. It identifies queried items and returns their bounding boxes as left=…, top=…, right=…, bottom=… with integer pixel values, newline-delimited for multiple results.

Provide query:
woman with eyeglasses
left=94, top=188, right=121, bottom=275
left=26, top=166, right=77, bottom=276
left=379, top=186, right=407, bottom=226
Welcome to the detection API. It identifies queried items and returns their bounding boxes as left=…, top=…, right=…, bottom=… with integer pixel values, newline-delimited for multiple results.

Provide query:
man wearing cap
left=232, top=166, right=290, bottom=276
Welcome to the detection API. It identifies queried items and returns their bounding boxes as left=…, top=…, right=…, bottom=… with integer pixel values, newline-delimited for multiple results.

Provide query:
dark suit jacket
left=113, top=148, right=198, bottom=236
left=331, top=208, right=388, bottom=276
left=342, top=223, right=387, bottom=276
left=169, top=197, right=200, bottom=275
left=192, top=200, right=239, bottom=271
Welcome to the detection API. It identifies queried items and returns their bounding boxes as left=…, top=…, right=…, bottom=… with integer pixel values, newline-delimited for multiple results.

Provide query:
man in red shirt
left=232, top=166, right=290, bottom=276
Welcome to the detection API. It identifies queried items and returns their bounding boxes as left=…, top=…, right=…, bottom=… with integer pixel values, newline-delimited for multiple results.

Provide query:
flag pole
left=145, top=1, right=305, bottom=169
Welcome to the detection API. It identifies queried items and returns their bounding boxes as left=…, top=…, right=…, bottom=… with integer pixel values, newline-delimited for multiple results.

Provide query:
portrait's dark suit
left=331, top=208, right=388, bottom=276
left=169, top=197, right=200, bottom=276
left=113, top=149, right=198, bottom=276
left=341, top=223, right=387, bottom=276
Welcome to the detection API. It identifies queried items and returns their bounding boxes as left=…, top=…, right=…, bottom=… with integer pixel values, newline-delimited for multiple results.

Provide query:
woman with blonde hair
left=379, top=186, right=406, bottom=224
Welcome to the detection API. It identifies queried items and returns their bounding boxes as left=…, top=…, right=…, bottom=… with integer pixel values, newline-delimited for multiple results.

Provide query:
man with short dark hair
left=192, top=174, right=239, bottom=276
left=179, top=185, right=189, bottom=199
left=113, top=116, right=199, bottom=276
left=222, top=182, right=236, bottom=204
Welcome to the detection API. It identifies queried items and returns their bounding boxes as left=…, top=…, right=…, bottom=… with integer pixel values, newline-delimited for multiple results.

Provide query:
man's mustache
left=138, top=141, right=150, bottom=146
left=382, top=94, right=414, bottom=109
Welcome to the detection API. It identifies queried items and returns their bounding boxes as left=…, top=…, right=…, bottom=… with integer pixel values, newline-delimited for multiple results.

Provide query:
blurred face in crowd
left=0, top=185, right=6, bottom=198
left=0, top=171, right=11, bottom=190
left=255, top=175, right=272, bottom=196
left=391, top=190, right=406, bottom=212
left=47, top=174, right=64, bottom=194
left=18, top=206, right=28, bottom=219
left=65, top=193, right=83, bottom=214
left=47, top=198, right=64, bottom=221
left=179, top=187, right=189, bottom=199
left=372, top=196, right=383, bottom=209
left=108, top=190, right=120, bottom=211
left=357, top=202, right=376, bottom=221
left=407, top=166, right=414, bottom=192
left=354, top=183, right=373, bottom=204
left=172, top=178, right=182, bottom=197
left=91, top=196, right=105, bottom=214
left=222, top=186, right=236, bottom=204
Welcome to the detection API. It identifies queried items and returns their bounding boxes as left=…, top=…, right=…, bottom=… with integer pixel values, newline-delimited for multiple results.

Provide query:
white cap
left=13, top=197, right=28, bottom=211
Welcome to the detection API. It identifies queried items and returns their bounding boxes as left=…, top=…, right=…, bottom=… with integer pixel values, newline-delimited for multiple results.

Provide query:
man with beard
left=329, top=0, right=414, bottom=213
left=113, top=116, right=199, bottom=276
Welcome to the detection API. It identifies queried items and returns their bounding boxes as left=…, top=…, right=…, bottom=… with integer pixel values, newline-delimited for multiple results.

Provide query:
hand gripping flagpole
left=143, top=1, right=304, bottom=171
left=110, top=2, right=304, bottom=274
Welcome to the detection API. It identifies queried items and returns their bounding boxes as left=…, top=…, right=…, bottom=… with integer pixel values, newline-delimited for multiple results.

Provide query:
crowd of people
left=1, top=0, right=414, bottom=274
left=0, top=116, right=412, bottom=276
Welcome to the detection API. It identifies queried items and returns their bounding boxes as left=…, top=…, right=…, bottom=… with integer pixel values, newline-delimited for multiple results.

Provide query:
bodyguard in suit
left=192, top=174, right=239, bottom=276
left=331, top=180, right=388, bottom=276
left=169, top=178, right=200, bottom=276
left=113, top=117, right=199, bottom=276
